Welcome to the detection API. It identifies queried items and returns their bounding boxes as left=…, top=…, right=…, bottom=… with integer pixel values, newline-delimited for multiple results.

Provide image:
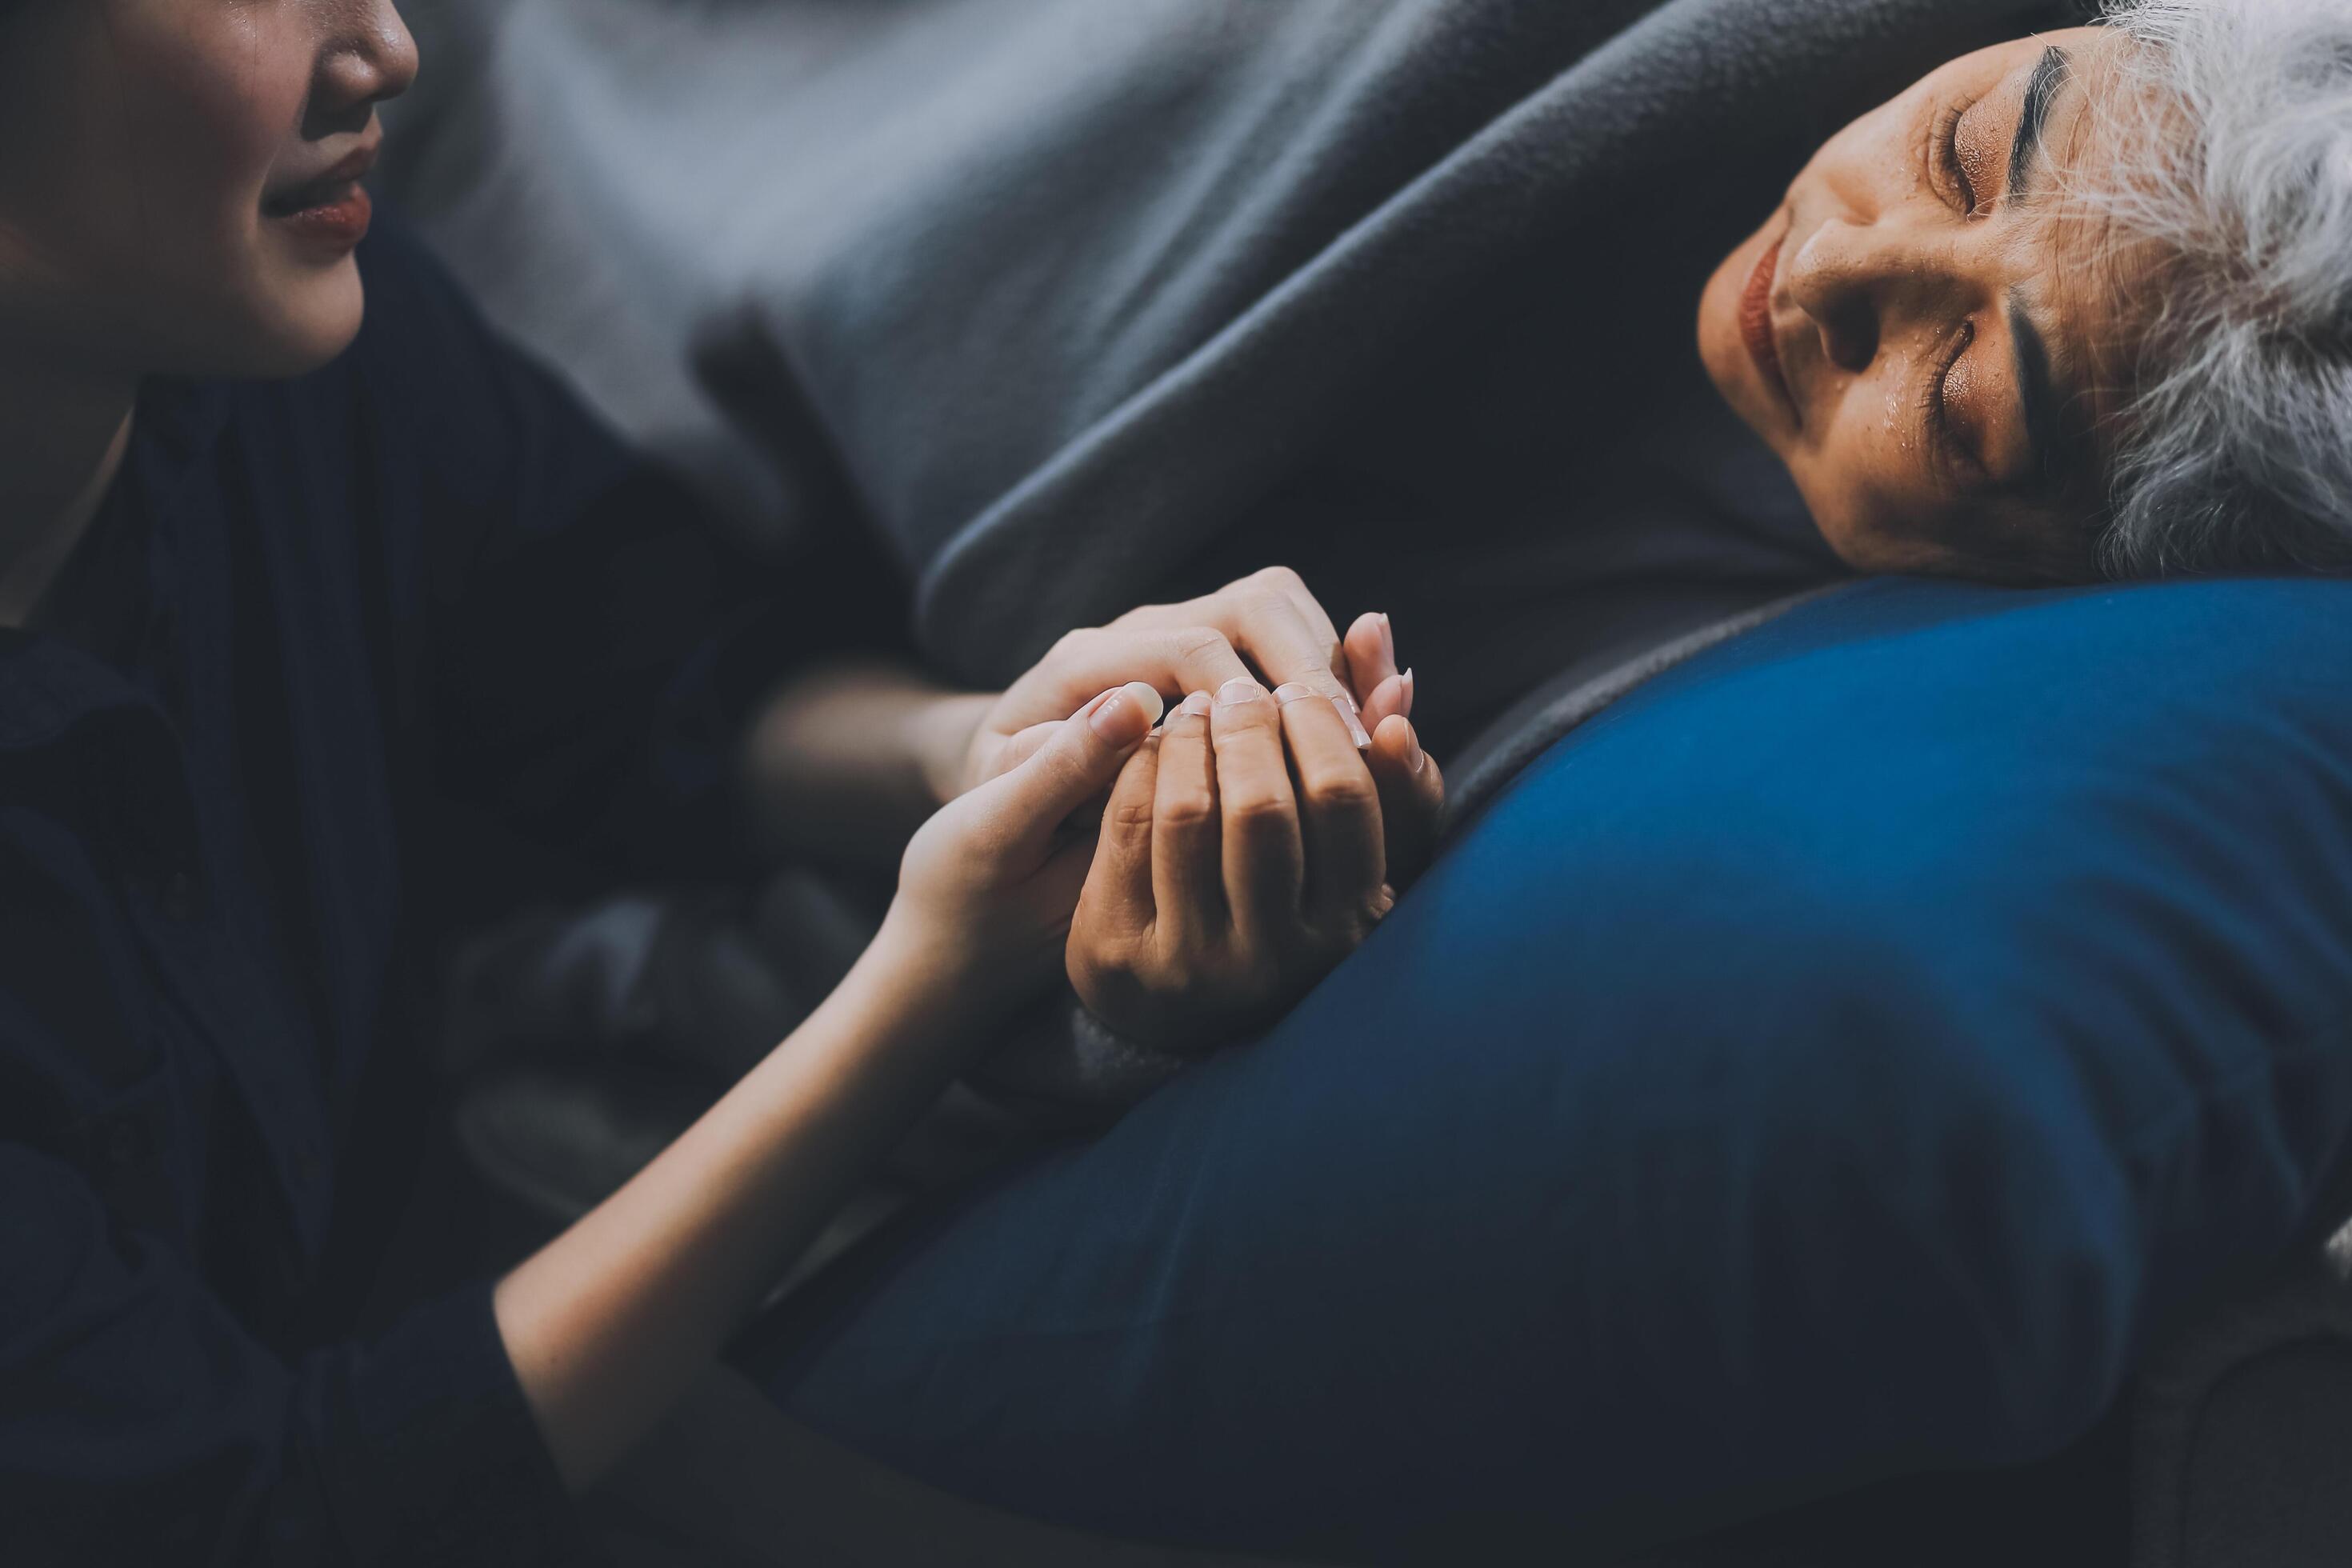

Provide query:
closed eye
left=1930, top=98, right=1984, bottom=217
left=1918, top=318, right=1982, bottom=480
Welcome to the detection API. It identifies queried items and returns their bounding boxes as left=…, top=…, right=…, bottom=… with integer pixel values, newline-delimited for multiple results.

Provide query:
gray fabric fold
left=383, top=0, right=2045, bottom=692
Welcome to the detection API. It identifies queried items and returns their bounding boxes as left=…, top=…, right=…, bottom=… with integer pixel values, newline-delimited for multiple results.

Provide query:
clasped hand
left=1070, top=667, right=1440, bottom=1048
left=890, top=568, right=1443, bottom=1050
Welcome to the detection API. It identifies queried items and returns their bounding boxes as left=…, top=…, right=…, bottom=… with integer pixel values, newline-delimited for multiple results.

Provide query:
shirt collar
left=0, top=377, right=230, bottom=750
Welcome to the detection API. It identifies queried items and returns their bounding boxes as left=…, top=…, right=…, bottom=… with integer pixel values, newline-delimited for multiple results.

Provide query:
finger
left=1258, top=566, right=1349, bottom=690
left=1343, top=610, right=1398, bottom=706
left=990, top=650, right=1230, bottom=778
left=1104, top=571, right=1372, bottom=745
left=991, top=719, right=1060, bottom=777
left=1369, top=714, right=1446, bottom=890
left=1276, top=682, right=1385, bottom=930
left=1080, top=730, right=1162, bottom=943
left=1362, top=668, right=1414, bottom=730
left=990, top=682, right=1165, bottom=861
left=999, top=626, right=1251, bottom=742
left=1149, top=570, right=1366, bottom=747
left=1209, top=677, right=1303, bottom=945
left=1152, top=690, right=1222, bottom=949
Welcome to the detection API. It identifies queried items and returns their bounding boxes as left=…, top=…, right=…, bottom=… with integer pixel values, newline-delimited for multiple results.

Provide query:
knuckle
left=1326, top=888, right=1395, bottom=946
left=1110, top=798, right=1158, bottom=834
left=1070, top=952, right=1141, bottom=1010
left=1246, top=582, right=1290, bottom=618
left=1302, top=766, right=1378, bottom=815
left=1224, top=790, right=1294, bottom=829
left=1253, top=564, right=1306, bottom=595
left=1170, top=624, right=1233, bottom=662
left=1156, top=790, right=1216, bottom=831
left=1211, top=698, right=1278, bottom=737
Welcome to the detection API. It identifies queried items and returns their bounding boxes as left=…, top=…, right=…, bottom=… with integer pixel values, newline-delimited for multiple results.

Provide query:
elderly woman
left=0, top=2, right=2346, bottom=1566
left=1694, top=0, right=2352, bottom=583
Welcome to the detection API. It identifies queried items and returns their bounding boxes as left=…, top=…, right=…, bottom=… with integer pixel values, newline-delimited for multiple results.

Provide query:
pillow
left=753, top=578, right=2352, bottom=1562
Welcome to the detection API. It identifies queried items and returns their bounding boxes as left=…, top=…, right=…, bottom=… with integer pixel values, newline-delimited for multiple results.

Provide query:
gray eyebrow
left=2009, top=290, right=2069, bottom=494
left=2007, top=45, right=2071, bottom=202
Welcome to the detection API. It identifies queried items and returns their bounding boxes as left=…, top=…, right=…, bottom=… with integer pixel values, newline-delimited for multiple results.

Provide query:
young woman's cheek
left=135, top=18, right=302, bottom=235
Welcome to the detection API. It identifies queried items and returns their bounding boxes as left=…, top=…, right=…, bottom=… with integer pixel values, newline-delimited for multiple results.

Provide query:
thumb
left=988, top=682, right=1164, bottom=856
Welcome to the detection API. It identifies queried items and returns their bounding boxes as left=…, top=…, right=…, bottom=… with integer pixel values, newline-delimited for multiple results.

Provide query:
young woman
left=0, top=1, right=1440, bottom=1559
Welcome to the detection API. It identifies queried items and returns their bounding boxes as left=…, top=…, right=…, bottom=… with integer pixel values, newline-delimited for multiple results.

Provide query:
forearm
left=740, top=658, right=988, bottom=866
left=492, top=918, right=972, bottom=1490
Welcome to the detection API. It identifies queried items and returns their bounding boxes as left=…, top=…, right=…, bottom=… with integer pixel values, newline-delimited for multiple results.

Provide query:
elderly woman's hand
left=1066, top=673, right=1443, bottom=1051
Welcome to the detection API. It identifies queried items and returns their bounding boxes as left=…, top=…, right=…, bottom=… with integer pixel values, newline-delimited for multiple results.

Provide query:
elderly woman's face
left=0, top=0, right=417, bottom=380
left=1698, top=26, right=2135, bottom=581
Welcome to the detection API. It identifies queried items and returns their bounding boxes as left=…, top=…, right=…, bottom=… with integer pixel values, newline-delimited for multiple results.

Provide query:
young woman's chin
left=188, top=250, right=367, bottom=379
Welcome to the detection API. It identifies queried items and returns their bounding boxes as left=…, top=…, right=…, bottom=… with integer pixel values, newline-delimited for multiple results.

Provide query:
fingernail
left=1334, top=694, right=1373, bottom=748
left=1271, top=682, right=1318, bottom=704
left=1402, top=718, right=1424, bottom=772
left=1215, top=676, right=1267, bottom=706
left=1398, top=666, right=1415, bottom=718
left=1090, top=682, right=1163, bottom=743
left=1378, top=612, right=1397, bottom=670
left=1178, top=689, right=1214, bottom=718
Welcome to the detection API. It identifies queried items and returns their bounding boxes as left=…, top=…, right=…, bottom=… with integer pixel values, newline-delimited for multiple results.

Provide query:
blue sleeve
left=346, top=218, right=903, bottom=878
left=0, top=1139, right=589, bottom=1566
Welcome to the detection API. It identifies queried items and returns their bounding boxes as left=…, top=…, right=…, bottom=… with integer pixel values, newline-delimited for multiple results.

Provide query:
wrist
left=865, top=895, right=1054, bottom=1034
left=809, top=913, right=974, bottom=1066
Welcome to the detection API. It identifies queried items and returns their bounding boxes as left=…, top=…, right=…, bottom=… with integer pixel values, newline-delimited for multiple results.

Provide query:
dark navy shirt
left=0, top=222, right=847, bottom=1564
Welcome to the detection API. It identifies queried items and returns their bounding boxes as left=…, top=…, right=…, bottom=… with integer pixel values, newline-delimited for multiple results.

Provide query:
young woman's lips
left=1739, top=234, right=1796, bottom=424
left=274, top=183, right=372, bottom=251
left=265, top=146, right=377, bottom=252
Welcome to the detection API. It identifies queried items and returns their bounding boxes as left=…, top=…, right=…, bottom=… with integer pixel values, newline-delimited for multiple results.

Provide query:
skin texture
left=1696, top=26, right=2143, bottom=581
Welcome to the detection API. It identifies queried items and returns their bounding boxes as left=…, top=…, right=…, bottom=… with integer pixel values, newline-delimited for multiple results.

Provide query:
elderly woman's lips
left=1739, top=235, right=1795, bottom=421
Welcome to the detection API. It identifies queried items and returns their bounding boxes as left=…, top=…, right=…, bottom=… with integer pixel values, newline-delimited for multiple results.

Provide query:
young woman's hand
left=957, top=567, right=1381, bottom=798
left=746, top=570, right=1434, bottom=872
left=1066, top=675, right=1443, bottom=1050
left=882, top=680, right=1166, bottom=1011
left=500, top=680, right=1162, bottom=1492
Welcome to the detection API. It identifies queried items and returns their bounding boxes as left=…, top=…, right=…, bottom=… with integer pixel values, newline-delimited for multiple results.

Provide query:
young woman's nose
left=306, top=1, right=419, bottom=138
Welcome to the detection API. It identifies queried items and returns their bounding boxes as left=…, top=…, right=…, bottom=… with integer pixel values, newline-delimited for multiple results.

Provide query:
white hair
left=2078, top=0, right=2352, bottom=575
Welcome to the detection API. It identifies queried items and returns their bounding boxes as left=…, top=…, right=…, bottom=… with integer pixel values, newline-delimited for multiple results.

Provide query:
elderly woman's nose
left=1789, top=214, right=1963, bottom=374
left=306, top=1, right=418, bottom=134
left=1788, top=218, right=1887, bottom=372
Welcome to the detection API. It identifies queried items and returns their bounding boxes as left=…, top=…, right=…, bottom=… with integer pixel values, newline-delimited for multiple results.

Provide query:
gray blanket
left=383, top=0, right=2066, bottom=704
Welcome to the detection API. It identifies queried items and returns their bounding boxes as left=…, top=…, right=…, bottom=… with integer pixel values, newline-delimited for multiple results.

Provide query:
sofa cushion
left=756, top=577, right=2352, bottom=1563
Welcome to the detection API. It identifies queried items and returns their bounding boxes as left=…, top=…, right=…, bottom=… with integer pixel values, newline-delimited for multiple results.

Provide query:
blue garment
left=0, top=222, right=846, bottom=1565
left=753, top=578, right=2352, bottom=1564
